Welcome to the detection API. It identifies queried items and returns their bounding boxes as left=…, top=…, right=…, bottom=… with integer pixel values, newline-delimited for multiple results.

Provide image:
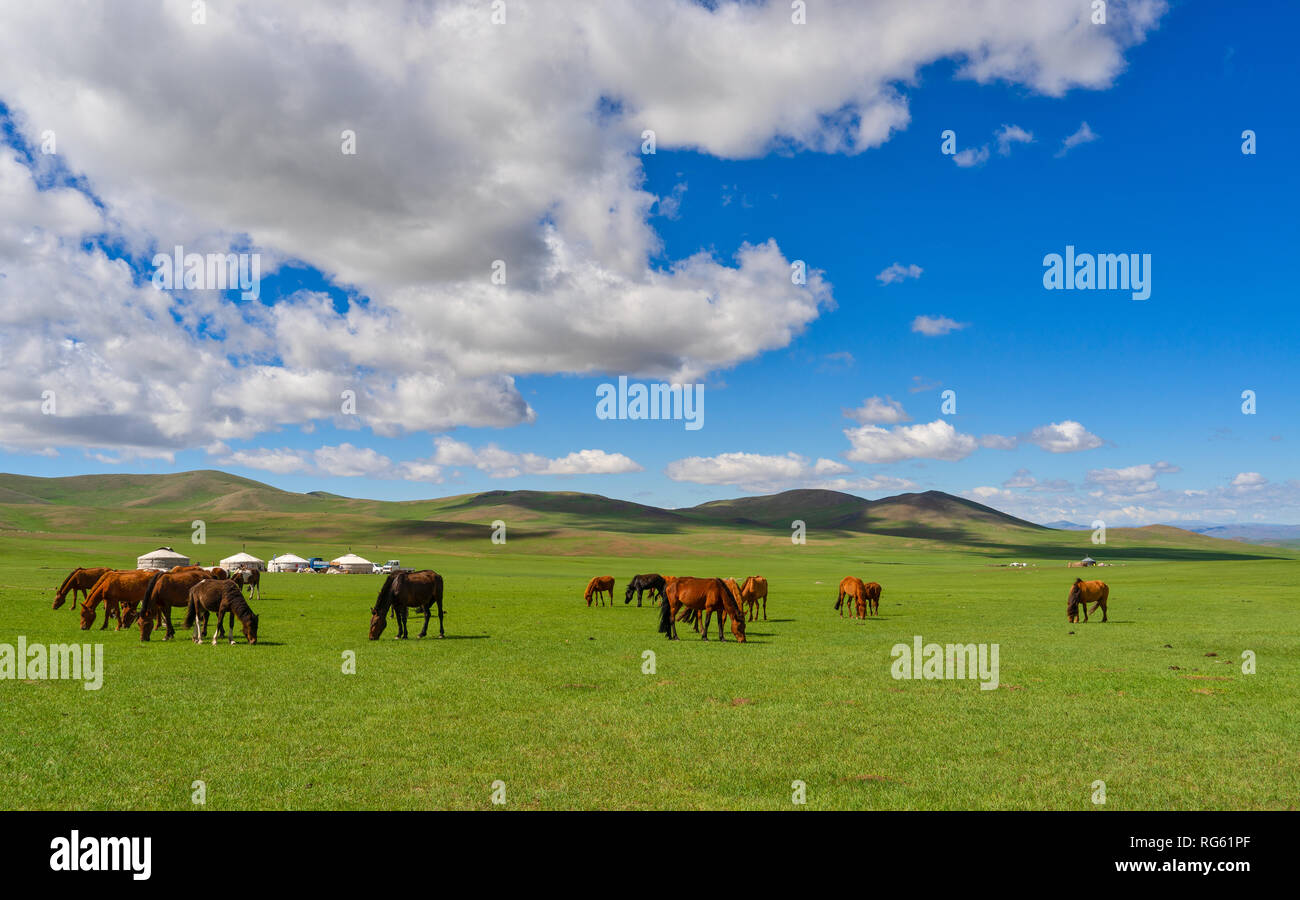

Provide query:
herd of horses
left=53, top=564, right=260, bottom=643
left=51, top=562, right=1110, bottom=645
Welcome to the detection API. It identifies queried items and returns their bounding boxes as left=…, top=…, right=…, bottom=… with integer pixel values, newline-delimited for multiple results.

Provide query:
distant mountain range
left=1186, top=524, right=1300, bottom=547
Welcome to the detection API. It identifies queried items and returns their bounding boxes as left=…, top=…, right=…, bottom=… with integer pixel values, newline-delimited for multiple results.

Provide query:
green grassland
left=0, top=471, right=1296, bottom=810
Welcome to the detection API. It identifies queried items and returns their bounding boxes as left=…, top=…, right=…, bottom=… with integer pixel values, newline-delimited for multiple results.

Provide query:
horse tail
left=183, top=594, right=197, bottom=629
left=432, top=572, right=444, bottom=611
left=833, top=591, right=843, bottom=610
left=141, top=571, right=164, bottom=617
left=657, top=594, right=673, bottom=635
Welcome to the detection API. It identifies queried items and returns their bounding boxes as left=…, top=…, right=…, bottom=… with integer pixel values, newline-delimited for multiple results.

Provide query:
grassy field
left=1, top=472, right=1297, bottom=810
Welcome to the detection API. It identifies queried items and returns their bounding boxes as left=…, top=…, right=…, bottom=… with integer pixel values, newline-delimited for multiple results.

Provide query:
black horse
left=624, top=573, right=667, bottom=607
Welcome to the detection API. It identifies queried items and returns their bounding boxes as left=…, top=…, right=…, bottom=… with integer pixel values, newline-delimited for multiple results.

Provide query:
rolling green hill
left=0, top=470, right=1288, bottom=564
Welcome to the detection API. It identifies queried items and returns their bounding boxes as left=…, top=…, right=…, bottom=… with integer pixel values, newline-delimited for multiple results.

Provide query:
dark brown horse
left=584, top=575, right=615, bottom=607
left=79, top=569, right=153, bottom=631
left=54, top=566, right=112, bottom=613
left=658, top=576, right=746, bottom=642
left=139, top=568, right=227, bottom=640
left=229, top=567, right=261, bottom=601
left=861, top=581, right=882, bottom=617
left=736, top=575, right=769, bottom=621
left=624, top=573, right=667, bottom=607
left=834, top=576, right=868, bottom=619
left=185, top=579, right=259, bottom=645
left=1067, top=579, right=1109, bottom=623
left=369, top=570, right=445, bottom=639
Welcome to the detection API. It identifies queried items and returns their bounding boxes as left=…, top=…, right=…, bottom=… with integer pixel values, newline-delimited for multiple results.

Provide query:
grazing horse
left=624, top=573, right=667, bottom=607
left=1067, top=579, right=1109, bottom=623
left=736, top=575, right=769, bottom=621
left=585, top=575, right=615, bottom=607
left=54, top=566, right=112, bottom=613
left=139, top=568, right=225, bottom=640
left=369, top=570, right=445, bottom=639
left=229, top=567, right=261, bottom=601
left=861, top=582, right=882, bottom=618
left=834, top=576, right=869, bottom=619
left=185, top=579, right=259, bottom=645
left=79, top=570, right=153, bottom=631
left=658, top=576, right=746, bottom=642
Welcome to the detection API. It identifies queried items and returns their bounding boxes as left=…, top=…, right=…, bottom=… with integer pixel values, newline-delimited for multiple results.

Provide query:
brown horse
left=54, top=566, right=112, bottom=613
left=736, top=575, right=769, bottom=621
left=229, top=567, right=261, bottom=601
left=584, top=575, right=615, bottom=607
left=861, top=582, right=882, bottom=617
left=79, top=570, right=153, bottom=631
left=185, top=579, right=259, bottom=645
left=834, top=576, right=869, bottom=619
left=659, top=576, right=746, bottom=642
left=369, top=569, right=445, bottom=639
left=1067, top=579, right=1109, bottom=623
left=139, top=568, right=227, bottom=640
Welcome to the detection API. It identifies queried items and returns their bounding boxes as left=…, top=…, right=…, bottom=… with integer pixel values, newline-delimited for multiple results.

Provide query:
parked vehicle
left=381, top=559, right=401, bottom=574
left=307, top=557, right=328, bottom=572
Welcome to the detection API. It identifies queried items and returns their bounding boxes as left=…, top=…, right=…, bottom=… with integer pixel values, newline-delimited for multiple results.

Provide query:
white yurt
left=330, top=552, right=374, bottom=574
left=268, top=553, right=309, bottom=573
left=219, top=551, right=266, bottom=571
left=137, top=547, right=192, bottom=571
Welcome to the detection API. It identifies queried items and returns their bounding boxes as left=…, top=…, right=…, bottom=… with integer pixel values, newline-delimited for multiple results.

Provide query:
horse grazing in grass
left=624, top=573, right=667, bottom=607
left=735, top=575, right=769, bottom=621
left=658, top=576, right=746, bottom=642
left=54, top=566, right=112, bottom=613
left=834, top=576, right=870, bottom=619
left=1067, top=579, right=1109, bottom=623
left=369, top=570, right=445, bottom=639
left=139, top=568, right=226, bottom=640
left=861, top=582, right=882, bottom=618
left=585, top=575, right=615, bottom=607
left=79, top=570, right=153, bottom=631
left=185, top=579, right=259, bottom=645
left=229, top=567, right=261, bottom=601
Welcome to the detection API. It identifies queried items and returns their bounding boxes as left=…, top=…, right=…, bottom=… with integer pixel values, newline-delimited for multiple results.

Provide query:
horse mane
left=374, top=574, right=395, bottom=612
left=140, top=570, right=165, bottom=615
left=56, top=567, right=83, bottom=597
left=225, top=586, right=253, bottom=619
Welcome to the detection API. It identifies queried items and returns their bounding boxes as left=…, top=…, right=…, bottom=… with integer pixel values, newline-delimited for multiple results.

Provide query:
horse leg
left=701, top=608, right=711, bottom=641
left=436, top=598, right=445, bottom=638
left=717, top=607, right=726, bottom=642
left=162, top=606, right=175, bottom=641
left=419, top=603, right=430, bottom=639
left=762, top=596, right=767, bottom=621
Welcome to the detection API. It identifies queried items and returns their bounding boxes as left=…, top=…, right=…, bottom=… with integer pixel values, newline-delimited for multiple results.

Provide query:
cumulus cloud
left=431, top=437, right=641, bottom=478
left=1230, top=471, right=1266, bottom=488
left=0, top=0, right=1167, bottom=455
left=844, top=396, right=910, bottom=425
left=876, top=262, right=923, bottom=285
left=1025, top=420, right=1104, bottom=453
left=953, top=145, right=991, bottom=168
left=911, top=315, right=969, bottom=336
left=1085, top=461, right=1180, bottom=494
left=844, top=420, right=978, bottom=464
left=664, top=451, right=860, bottom=492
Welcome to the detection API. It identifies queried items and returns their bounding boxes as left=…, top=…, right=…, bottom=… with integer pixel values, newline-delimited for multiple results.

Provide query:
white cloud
left=980, top=434, right=1019, bottom=450
left=876, top=262, right=923, bottom=285
left=1025, top=420, right=1104, bottom=453
left=1085, top=461, right=1180, bottom=494
left=0, top=0, right=1167, bottom=454
left=911, top=315, right=969, bottom=336
left=1057, top=121, right=1100, bottom=156
left=995, top=124, right=1034, bottom=155
left=432, top=437, right=642, bottom=478
left=844, top=396, right=910, bottom=425
left=1231, top=472, right=1266, bottom=488
left=844, top=419, right=978, bottom=464
left=665, top=451, right=858, bottom=492
left=953, top=145, right=990, bottom=168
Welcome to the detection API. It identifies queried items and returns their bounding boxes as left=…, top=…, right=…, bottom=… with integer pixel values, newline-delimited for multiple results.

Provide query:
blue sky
left=0, top=1, right=1296, bottom=523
